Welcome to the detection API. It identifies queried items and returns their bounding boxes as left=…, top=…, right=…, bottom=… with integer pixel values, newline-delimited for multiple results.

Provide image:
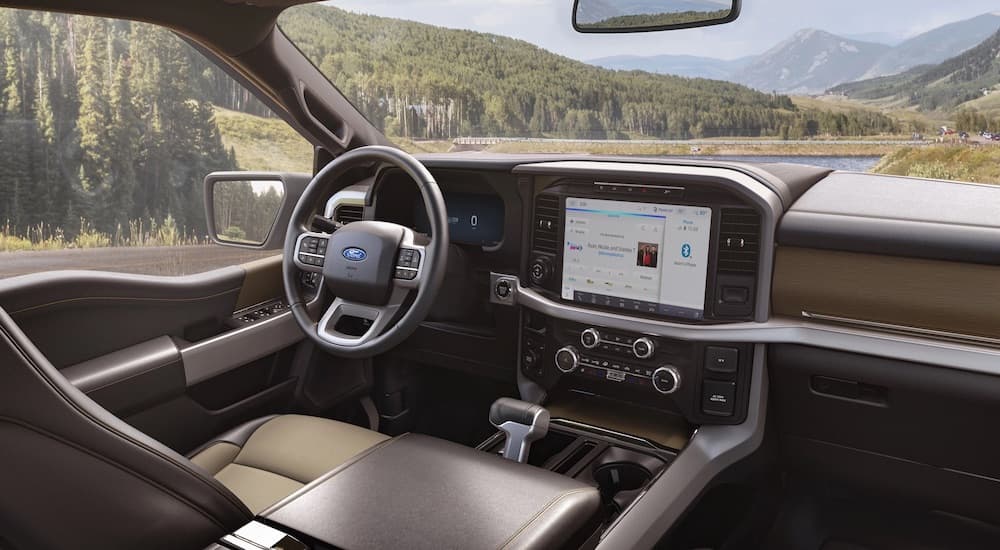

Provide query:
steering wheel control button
left=396, top=248, right=421, bottom=268
left=298, top=254, right=324, bottom=267
left=702, top=380, right=736, bottom=416
left=580, top=328, right=600, bottom=349
left=554, top=346, right=580, bottom=373
left=705, top=346, right=739, bottom=374
left=632, top=337, right=655, bottom=359
left=394, top=267, right=417, bottom=280
left=651, top=366, right=681, bottom=395
left=300, top=236, right=328, bottom=255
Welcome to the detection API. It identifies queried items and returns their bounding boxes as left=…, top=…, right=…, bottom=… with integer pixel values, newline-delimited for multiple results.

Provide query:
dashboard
left=327, top=153, right=1000, bottom=427
left=326, top=152, right=1000, bottom=533
left=333, top=156, right=795, bottom=427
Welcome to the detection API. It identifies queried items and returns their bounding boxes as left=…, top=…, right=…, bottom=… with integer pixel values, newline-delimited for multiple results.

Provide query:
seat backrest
left=0, top=307, right=251, bottom=550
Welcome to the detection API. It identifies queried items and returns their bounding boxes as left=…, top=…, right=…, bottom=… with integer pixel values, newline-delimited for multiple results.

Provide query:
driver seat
left=188, top=414, right=389, bottom=514
left=0, top=306, right=387, bottom=549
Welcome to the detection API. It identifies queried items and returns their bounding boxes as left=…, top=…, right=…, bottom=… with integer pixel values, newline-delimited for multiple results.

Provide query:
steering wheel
left=282, top=146, right=449, bottom=358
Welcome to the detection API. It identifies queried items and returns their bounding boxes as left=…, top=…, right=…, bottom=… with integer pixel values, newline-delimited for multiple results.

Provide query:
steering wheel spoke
left=315, top=286, right=409, bottom=348
left=293, top=231, right=331, bottom=274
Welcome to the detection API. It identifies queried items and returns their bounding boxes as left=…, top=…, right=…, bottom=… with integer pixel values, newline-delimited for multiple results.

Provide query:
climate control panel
left=520, top=312, right=753, bottom=425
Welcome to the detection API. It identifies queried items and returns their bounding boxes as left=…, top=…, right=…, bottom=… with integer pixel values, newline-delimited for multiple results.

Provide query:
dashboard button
left=580, top=328, right=601, bottom=349
left=555, top=346, right=580, bottom=373
left=495, top=280, right=512, bottom=299
left=705, top=346, right=739, bottom=374
left=632, top=337, right=655, bottom=359
left=651, top=366, right=681, bottom=394
left=529, top=257, right=552, bottom=285
left=702, top=380, right=736, bottom=416
left=721, top=286, right=749, bottom=304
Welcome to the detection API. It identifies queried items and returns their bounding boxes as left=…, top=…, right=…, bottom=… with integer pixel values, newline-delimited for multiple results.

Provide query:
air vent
left=532, top=194, right=560, bottom=254
left=717, top=208, right=761, bottom=273
left=334, top=204, right=364, bottom=225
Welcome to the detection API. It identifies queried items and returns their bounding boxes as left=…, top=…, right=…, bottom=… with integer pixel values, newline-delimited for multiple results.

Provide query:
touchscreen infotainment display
left=561, top=197, right=712, bottom=319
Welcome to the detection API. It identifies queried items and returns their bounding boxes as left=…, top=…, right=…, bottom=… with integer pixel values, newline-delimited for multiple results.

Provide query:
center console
left=221, top=433, right=602, bottom=550
left=522, top=313, right=754, bottom=425
left=517, top=176, right=764, bottom=425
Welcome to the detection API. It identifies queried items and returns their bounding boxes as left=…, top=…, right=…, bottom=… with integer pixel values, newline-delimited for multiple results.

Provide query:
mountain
left=861, top=13, right=1000, bottom=79
left=278, top=5, right=806, bottom=140
left=586, top=54, right=757, bottom=80
left=842, top=32, right=906, bottom=47
left=830, top=29, right=1000, bottom=111
left=734, top=29, right=891, bottom=94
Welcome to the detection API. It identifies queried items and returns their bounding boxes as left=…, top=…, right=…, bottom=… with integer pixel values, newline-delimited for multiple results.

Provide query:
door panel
left=0, top=268, right=246, bottom=368
left=0, top=254, right=308, bottom=453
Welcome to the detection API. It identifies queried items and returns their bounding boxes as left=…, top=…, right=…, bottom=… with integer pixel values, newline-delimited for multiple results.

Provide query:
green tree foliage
left=278, top=4, right=897, bottom=140
left=579, top=9, right=732, bottom=30
left=0, top=9, right=257, bottom=240
left=831, top=29, right=1000, bottom=112
left=212, top=181, right=284, bottom=244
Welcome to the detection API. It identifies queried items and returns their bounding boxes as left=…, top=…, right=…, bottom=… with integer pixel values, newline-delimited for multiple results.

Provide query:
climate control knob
left=554, top=346, right=580, bottom=373
left=632, top=337, right=655, bottom=359
left=580, top=328, right=601, bottom=349
left=651, top=366, right=681, bottom=395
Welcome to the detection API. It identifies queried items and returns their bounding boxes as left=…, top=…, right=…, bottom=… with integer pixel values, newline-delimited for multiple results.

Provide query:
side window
left=0, top=9, right=313, bottom=278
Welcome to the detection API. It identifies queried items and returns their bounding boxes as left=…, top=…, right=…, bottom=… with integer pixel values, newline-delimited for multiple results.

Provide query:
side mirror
left=573, top=0, right=740, bottom=33
left=204, top=172, right=310, bottom=250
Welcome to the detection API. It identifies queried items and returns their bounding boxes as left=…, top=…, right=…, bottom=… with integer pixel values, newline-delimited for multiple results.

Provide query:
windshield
left=279, top=2, right=1000, bottom=183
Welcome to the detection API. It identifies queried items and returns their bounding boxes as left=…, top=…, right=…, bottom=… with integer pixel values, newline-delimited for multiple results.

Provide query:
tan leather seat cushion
left=190, top=415, right=389, bottom=514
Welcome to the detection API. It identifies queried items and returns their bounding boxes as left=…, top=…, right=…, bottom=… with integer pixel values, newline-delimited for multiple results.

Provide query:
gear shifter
left=489, top=398, right=550, bottom=463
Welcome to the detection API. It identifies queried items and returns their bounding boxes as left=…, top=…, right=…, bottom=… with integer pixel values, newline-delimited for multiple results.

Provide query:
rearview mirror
left=573, top=0, right=740, bottom=33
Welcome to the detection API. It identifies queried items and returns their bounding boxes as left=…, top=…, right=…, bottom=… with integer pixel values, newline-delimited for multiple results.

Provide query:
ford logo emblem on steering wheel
left=342, top=247, right=367, bottom=262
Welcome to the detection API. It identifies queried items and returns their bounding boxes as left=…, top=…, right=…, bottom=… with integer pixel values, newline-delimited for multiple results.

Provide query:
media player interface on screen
left=561, top=197, right=712, bottom=319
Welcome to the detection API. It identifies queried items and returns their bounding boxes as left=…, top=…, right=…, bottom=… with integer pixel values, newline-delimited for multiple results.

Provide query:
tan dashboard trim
left=773, top=247, right=1000, bottom=342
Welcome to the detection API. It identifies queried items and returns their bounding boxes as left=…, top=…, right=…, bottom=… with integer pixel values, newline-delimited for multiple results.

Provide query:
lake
left=685, top=155, right=883, bottom=172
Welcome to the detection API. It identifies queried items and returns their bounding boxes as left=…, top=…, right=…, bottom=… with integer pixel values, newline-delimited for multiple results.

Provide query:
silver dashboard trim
left=800, top=311, right=1000, bottom=349
left=323, top=183, right=369, bottom=219
left=518, top=285, right=1000, bottom=377
left=597, top=343, right=768, bottom=550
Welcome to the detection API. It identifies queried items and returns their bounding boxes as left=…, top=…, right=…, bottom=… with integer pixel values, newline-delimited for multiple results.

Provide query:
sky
left=324, top=0, right=1000, bottom=61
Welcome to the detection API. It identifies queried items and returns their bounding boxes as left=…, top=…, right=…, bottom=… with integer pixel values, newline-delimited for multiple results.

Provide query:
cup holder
left=593, top=462, right=652, bottom=513
left=594, top=462, right=652, bottom=494
left=588, top=447, right=665, bottom=515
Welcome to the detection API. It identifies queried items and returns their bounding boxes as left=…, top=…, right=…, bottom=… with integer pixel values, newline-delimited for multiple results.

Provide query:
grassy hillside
left=873, top=145, right=1000, bottom=184
left=277, top=5, right=897, bottom=140
left=792, top=95, right=945, bottom=132
left=214, top=108, right=314, bottom=173
left=831, top=29, right=1000, bottom=112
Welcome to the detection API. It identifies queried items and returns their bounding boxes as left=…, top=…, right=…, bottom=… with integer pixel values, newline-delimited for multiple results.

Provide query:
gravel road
left=0, top=245, right=277, bottom=279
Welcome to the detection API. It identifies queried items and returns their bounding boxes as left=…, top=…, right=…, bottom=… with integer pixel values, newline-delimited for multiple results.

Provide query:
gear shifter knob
left=489, top=398, right=550, bottom=463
